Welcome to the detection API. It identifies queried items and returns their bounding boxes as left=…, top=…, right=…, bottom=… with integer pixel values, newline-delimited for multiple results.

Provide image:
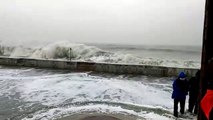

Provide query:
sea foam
left=0, top=41, right=200, bottom=68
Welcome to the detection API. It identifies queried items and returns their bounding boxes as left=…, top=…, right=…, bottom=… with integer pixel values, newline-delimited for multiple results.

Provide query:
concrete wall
left=0, top=57, right=199, bottom=77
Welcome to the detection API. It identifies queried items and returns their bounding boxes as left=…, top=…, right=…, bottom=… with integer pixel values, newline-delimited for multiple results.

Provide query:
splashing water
left=0, top=41, right=201, bottom=68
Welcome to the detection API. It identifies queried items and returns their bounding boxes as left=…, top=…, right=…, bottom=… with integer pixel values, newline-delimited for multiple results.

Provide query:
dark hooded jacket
left=172, top=72, right=189, bottom=100
left=189, top=70, right=200, bottom=97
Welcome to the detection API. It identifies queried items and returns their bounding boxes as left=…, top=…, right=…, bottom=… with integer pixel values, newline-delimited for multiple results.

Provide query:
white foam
left=142, top=112, right=172, bottom=120
left=30, top=41, right=107, bottom=60
left=1, top=68, right=194, bottom=120
left=0, top=41, right=200, bottom=68
left=0, top=69, right=173, bottom=109
left=22, top=104, right=172, bottom=120
left=16, top=73, right=172, bottom=110
left=9, top=46, right=32, bottom=57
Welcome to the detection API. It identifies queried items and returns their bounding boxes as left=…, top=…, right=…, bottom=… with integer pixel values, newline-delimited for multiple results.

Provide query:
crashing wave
left=0, top=41, right=200, bottom=68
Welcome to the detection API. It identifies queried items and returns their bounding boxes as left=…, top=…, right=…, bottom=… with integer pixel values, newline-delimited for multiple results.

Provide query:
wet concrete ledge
left=0, top=57, right=198, bottom=77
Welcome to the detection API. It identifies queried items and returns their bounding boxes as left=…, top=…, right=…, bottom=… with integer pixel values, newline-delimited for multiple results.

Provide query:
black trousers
left=174, top=99, right=185, bottom=117
left=188, top=95, right=198, bottom=114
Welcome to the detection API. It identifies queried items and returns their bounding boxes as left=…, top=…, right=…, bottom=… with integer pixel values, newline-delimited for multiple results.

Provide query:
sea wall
left=0, top=57, right=199, bottom=77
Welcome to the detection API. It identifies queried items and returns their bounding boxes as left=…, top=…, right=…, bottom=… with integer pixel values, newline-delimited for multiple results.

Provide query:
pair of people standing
left=171, top=71, right=200, bottom=117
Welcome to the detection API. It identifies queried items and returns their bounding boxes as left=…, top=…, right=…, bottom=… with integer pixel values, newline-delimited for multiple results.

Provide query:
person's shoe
left=187, top=109, right=192, bottom=113
left=174, top=113, right=178, bottom=118
left=193, top=111, right=197, bottom=115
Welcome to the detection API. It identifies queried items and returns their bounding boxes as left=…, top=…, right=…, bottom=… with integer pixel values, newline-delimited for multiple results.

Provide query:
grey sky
left=0, top=0, right=205, bottom=46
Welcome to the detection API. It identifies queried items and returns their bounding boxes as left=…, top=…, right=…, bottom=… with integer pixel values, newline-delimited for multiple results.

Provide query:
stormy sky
left=0, top=0, right=205, bottom=46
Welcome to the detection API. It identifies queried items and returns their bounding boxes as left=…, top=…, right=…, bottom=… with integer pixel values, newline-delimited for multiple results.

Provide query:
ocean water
left=0, top=66, right=196, bottom=120
left=0, top=41, right=201, bottom=68
left=0, top=42, right=200, bottom=119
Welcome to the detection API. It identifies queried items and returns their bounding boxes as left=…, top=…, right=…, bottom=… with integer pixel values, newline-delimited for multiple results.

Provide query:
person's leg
left=193, top=101, right=198, bottom=114
left=180, top=99, right=186, bottom=114
left=174, top=99, right=179, bottom=117
left=188, top=95, right=194, bottom=113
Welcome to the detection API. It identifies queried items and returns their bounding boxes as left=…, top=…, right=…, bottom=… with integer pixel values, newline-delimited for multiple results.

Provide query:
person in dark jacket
left=172, top=72, right=189, bottom=117
left=188, top=70, right=200, bottom=114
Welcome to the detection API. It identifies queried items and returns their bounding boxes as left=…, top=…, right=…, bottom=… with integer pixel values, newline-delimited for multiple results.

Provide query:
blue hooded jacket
left=172, top=72, right=189, bottom=100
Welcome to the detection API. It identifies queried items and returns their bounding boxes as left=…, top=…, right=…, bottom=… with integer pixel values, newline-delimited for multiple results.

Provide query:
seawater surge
left=0, top=42, right=201, bottom=68
left=0, top=67, right=195, bottom=120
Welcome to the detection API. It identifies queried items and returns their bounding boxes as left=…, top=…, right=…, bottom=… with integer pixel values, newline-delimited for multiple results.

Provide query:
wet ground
left=0, top=66, right=195, bottom=120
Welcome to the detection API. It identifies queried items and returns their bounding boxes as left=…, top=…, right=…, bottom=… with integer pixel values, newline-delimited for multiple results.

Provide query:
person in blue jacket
left=172, top=72, right=189, bottom=117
